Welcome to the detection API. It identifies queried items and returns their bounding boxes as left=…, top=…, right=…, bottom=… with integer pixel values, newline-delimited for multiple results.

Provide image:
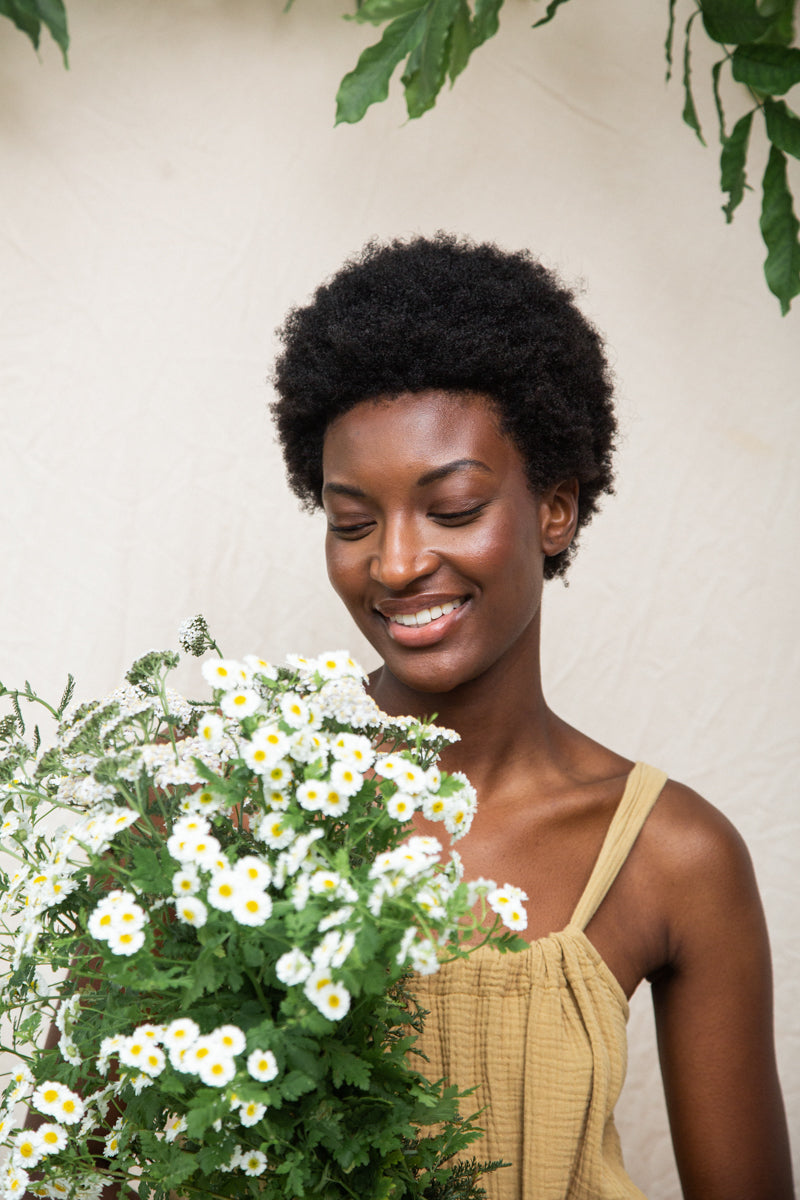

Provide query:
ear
left=539, top=479, right=579, bottom=557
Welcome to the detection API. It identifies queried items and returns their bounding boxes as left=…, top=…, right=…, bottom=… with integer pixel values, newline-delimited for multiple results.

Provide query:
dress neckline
left=457, top=761, right=669, bottom=1010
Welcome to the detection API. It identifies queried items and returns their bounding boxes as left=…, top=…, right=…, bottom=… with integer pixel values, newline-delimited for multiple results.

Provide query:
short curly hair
left=271, top=233, right=616, bottom=579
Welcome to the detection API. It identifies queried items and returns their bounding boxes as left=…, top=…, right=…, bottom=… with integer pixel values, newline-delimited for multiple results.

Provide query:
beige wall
left=1, top=1, right=798, bottom=1193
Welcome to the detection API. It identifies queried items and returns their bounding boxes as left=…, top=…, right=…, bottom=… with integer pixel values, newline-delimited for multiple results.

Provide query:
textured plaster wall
left=1, top=0, right=798, bottom=1194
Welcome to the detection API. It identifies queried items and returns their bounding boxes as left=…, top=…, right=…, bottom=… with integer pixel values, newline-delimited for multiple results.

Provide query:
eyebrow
left=322, top=458, right=494, bottom=498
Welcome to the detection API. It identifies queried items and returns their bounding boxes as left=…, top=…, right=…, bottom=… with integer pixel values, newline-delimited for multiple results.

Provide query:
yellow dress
left=412, top=761, right=668, bottom=1200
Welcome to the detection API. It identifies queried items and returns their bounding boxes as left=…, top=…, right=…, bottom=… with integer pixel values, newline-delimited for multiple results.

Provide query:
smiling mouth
left=385, top=598, right=466, bottom=628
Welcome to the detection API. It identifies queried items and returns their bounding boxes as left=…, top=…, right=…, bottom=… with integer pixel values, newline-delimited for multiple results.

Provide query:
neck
left=368, top=616, right=562, bottom=793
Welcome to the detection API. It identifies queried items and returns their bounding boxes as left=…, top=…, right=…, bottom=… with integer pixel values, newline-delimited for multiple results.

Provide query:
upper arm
left=649, top=784, right=794, bottom=1200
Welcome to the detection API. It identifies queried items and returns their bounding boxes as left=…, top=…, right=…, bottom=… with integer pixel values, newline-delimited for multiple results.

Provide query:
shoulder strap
left=569, top=761, right=668, bottom=931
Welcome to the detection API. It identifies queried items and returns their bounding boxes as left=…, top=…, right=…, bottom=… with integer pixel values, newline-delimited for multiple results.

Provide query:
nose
left=369, top=515, right=439, bottom=590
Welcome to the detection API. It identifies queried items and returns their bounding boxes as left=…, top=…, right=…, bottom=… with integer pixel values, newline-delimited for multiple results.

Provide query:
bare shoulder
left=645, top=778, right=757, bottom=905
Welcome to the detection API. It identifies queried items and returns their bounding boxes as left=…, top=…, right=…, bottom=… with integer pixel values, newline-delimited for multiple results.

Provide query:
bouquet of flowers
left=0, top=617, right=528, bottom=1200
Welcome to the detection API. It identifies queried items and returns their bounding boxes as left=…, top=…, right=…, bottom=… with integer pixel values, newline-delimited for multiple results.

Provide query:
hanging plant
left=4, top=0, right=799, bottom=313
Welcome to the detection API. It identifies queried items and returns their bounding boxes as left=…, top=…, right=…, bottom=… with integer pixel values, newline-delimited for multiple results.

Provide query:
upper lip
left=373, top=594, right=467, bottom=618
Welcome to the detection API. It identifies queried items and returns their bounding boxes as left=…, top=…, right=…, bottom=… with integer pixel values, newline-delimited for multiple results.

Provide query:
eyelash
left=327, top=503, right=486, bottom=537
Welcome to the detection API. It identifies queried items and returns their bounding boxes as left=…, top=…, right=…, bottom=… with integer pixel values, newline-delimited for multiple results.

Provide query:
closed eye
left=429, top=503, right=487, bottom=524
left=327, top=520, right=374, bottom=538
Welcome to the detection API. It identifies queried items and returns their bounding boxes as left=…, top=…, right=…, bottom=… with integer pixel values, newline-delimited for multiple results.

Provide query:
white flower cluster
left=97, top=1019, right=277, bottom=1094
left=0, top=636, right=530, bottom=1199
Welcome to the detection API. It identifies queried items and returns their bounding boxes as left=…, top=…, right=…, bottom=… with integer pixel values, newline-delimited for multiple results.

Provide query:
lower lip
left=381, top=602, right=468, bottom=648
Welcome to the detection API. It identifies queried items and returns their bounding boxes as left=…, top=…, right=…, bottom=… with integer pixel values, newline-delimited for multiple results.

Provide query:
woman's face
left=321, top=390, right=571, bottom=698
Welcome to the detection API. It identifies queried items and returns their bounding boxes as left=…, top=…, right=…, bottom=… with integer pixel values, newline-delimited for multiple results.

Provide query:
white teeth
left=391, top=599, right=463, bottom=627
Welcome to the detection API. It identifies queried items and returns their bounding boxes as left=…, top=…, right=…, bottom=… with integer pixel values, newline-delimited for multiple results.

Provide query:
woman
left=270, top=234, right=793, bottom=1200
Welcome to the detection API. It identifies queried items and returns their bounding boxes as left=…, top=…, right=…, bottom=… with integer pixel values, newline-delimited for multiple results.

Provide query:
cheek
left=325, top=537, right=361, bottom=606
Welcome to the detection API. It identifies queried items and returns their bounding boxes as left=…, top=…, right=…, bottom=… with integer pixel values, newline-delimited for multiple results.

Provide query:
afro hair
left=271, top=233, right=616, bottom=579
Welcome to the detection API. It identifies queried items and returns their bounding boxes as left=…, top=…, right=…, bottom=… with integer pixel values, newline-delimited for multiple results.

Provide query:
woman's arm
left=650, top=785, right=793, bottom=1200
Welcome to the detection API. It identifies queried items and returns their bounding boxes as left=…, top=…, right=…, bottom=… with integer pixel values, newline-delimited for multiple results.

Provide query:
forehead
left=322, top=390, right=523, bottom=482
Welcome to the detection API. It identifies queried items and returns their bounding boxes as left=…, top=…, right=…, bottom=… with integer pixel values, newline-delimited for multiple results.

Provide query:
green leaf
left=350, top=0, right=426, bottom=27
left=700, top=0, right=779, bottom=45
left=711, top=58, right=727, bottom=140
left=335, top=9, right=427, bottom=124
left=682, top=11, right=706, bottom=145
left=0, top=0, right=39, bottom=50
left=755, top=0, right=795, bottom=43
left=731, top=43, right=800, bottom=94
left=471, top=0, right=503, bottom=48
left=720, top=109, right=754, bottom=220
left=760, top=144, right=800, bottom=313
left=447, top=0, right=472, bottom=84
left=402, top=0, right=462, bottom=119
left=36, top=0, right=67, bottom=59
left=764, top=97, right=800, bottom=159
left=665, top=0, right=678, bottom=81
left=532, top=0, right=572, bottom=30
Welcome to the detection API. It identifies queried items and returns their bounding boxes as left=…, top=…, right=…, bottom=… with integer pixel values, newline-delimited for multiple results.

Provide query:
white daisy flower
left=415, top=886, right=447, bottom=919
left=374, top=753, right=403, bottom=779
left=197, top=1053, right=236, bottom=1088
left=172, top=866, right=201, bottom=896
left=313, top=930, right=355, bottom=970
left=295, top=780, right=325, bottom=812
left=175, top=897, right=208, bottom=928
left=309, top=869, right=341, bottom=896
left=220, top=689, right=260, bottom=720
left=216, top=1024, right=246, bottom=1056
left=240, top=1149, right=268, bottom=1176
left=106, top=927, right=146, bottom=956
left=317, top=905, right=352, bottom=932
left=3, top=1167, right=29, bottom=1197
left=263, top=759, right=293, bottom=790
left=163, top=1017, right=200, bottom=1053
left=175, top=832, right=223, bottom=870
left=201, top=659, right=250, bottom=691
left=36, top=1124, right=68, bottom=1155
left=425, top=764, right=442, bottom=791
left=487, top=884, right=528, bottom=931
left=140, top=1046, right=167, bottom=1077
left=275, top=947, right=312, bottom=986
left=410, top=939, right=440, bottom=976
left=393, top=762, right=427, bottom=794
left=289, top=728, right=329, bottom=765
left=197, top=712, right=225, bottom=751
left=231, top=890, right=272, bottom=927
left=238, top=1100, right=267, bottom=1127
left=315, top=651, right=363, bottom=680
left=246, top=1049, right=278, bottom=1082
left=12, top=1131, right=44, bottom=1169
left=420, top=792, right=448, bottom=821
left=290, top=873, right=311, bottom=912
left=264, top=788, right=290, bottom=811
left=386, top=793, right=418, bottom=821
left=257, top=814, right=295, bottom=850
left=206, top=869, right=239, bottom=913
left=103, top=1131, right=121, bottom=1157
left=243, top=654, right=276, bottom=679
left=330, top=732, right=374, bottom=770
left=234, top=856, right=272, bottom=890
left=278, top=693, right=310, bottom=729
left=310, top=980, right=351, bottom=1021
left=164, top=1114, right=187, bottom=1143
left=317, top=787, right=350, bottom=817
left=329, top=761, right=363, bottom=797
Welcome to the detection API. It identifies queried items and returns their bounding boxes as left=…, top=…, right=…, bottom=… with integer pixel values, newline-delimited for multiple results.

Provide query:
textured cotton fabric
left=413, top=762, right=668, bottom=1200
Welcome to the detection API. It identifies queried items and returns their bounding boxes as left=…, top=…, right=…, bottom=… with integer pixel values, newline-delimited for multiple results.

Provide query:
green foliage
left=335, top=0, right=800, bottom=313
left=3, top=0, right=798, bottom=311
left=0, top=0, right=68, bottom=63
